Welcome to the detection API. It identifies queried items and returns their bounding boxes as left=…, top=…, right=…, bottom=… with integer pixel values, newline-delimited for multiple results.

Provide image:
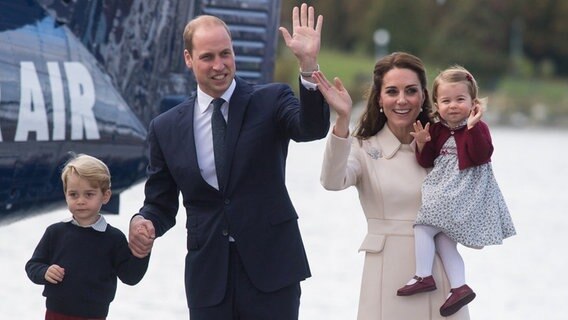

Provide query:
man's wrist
left=131, top=214, right=145, bottom=223
left=299, top=64, right=320, bottom=78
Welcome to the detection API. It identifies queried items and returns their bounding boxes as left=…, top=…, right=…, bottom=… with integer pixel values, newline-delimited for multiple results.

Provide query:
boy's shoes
left=439, top=284, right=476, bottom=317
left=397, top=275, right=437, bottom=296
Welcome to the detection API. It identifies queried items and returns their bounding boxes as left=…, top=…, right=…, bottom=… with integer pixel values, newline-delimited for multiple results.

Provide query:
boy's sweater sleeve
left=117, top=254, right=150, bottom=286
left=25, top=229, right=51, bottom=285
left=114, top=232, right=150, bottom=286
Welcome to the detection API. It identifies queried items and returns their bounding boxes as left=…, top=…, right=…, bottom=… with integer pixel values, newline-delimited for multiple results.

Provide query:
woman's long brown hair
left=354, top=52, right=432, bottom=140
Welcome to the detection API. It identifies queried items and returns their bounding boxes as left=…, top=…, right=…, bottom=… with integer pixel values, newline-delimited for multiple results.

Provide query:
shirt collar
left=375, top=125, right=404, bottom=159
left=64, top=214, right=108, bottom=232
left=441, top=119, right=467, bottom=130
left=197, top=79, right=237, bottom=114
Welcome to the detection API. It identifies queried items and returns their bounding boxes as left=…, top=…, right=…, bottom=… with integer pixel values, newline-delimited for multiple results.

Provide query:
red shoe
left=397, top=275, right=437, bottom=296
left=439, top=284, right=476, bottom=317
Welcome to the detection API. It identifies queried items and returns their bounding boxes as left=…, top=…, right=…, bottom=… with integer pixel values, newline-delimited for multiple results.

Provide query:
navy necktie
left=211, top=98, right=226, bottom=191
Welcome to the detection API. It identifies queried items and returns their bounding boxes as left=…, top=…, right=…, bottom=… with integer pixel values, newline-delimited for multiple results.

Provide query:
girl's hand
left=45, top=264, right=65, bottom=284
left=410, top=121, right=431, bottom=144
left=410, top=121, right=431, bottom=153
left=468, top=100, right=483, bottom=129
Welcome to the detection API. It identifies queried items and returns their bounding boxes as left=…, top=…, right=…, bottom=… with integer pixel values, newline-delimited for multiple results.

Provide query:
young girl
left=396, top=66, right=516, bottom=316
left=26, top=154, right=149, bottom=320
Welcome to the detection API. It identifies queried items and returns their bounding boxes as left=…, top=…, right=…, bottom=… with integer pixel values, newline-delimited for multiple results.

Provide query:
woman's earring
left=379, top=107, right=383, bottom=113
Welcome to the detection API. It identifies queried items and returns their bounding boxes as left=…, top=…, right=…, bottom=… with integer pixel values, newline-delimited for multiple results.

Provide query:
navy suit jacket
left=138, top=77, right=330, bottom=308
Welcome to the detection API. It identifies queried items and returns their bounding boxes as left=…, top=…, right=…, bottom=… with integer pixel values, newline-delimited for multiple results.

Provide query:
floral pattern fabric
left=416, top=136, right=516, bottom=247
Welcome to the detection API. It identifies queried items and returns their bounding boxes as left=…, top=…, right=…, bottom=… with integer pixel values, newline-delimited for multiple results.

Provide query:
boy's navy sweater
left=25, top=222, right=150, bottom=318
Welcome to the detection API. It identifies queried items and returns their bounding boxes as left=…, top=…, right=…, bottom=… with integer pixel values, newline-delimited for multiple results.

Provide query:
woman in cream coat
left=313, top=52, right=469, bottom=319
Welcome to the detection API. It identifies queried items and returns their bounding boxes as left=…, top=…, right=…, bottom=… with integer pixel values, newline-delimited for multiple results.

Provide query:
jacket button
left=224, top=199, right=230, bottom=205
left=222, top=229, right=229, bottom=236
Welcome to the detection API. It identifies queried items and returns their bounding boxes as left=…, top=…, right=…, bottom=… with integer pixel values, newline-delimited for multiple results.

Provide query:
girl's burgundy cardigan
left=416, top=121, right=494, bottom=170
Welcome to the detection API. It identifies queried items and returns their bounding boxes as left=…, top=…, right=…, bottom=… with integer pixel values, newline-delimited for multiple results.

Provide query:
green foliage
left=426, top=0, right=512, bottom=83
left=491, top=76, right=568, bottom=125
left=274, top=48, right=568, bottom=126
left=278, top=0, right=568, bottom=78
left=318, top=51, right=378, bottom=100
left=520, top=0, right=568, bottom=75
left=274, top=49, right=376, bottom=100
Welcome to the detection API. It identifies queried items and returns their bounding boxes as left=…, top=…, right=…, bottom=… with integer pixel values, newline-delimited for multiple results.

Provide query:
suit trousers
left=189, top=243, right=301, bottom=320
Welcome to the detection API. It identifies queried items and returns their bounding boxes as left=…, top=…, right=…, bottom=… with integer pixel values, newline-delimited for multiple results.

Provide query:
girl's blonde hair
left=61, top=154, right=111, bottom=192
left=431, top=65, right=479, bottom=120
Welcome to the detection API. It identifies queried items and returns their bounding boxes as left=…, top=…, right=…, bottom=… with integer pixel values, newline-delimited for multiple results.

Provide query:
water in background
left=1, top=127, right=567, bottom=319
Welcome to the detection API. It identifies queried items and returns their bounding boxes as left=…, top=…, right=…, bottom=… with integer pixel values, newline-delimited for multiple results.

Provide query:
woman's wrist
left=333, top=116, right=350, bottom=138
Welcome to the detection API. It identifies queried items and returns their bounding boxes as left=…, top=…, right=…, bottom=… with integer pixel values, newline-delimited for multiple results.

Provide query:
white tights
left=413, top=225, right=465, bottom=288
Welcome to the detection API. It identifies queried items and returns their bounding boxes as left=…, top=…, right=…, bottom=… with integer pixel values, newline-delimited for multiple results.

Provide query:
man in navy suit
left=128, top=3, right=329, bottom=319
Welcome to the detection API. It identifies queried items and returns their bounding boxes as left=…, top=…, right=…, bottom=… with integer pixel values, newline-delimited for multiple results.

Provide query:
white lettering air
left=64, top=62, right=99, bottom=140
left=7, top=61, right=99, bottom=142
left=15, top=62, right=49, bottom=141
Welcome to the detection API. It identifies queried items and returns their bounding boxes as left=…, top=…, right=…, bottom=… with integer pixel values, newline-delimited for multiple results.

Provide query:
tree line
left=281, top=0, right=568, bottom=83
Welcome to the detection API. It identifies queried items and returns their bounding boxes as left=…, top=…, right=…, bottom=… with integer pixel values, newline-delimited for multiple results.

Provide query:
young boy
left=25, top=154, right=150, bottom=320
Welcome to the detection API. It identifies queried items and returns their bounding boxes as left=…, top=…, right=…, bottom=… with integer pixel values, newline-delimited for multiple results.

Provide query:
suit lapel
left=223, top=78, right=253, bottom=190
left=176, top=93, right=203, bottom=178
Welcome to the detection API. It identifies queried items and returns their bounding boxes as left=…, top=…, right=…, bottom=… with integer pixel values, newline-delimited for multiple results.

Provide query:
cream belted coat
left=321, top=126, right=469, bottom=320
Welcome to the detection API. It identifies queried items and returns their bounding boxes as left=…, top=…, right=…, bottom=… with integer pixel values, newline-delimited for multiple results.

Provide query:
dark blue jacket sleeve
left=275, top=79, right=330, bottom=142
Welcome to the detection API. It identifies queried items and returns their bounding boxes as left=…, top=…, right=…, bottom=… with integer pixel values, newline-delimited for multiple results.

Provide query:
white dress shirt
left=194, top=80, right=236, bottom=190
left=194, top=77, right=316, bottom=189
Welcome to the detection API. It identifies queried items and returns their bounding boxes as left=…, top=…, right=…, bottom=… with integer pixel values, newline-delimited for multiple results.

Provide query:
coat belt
left=367, top=218, right=414, bottom=236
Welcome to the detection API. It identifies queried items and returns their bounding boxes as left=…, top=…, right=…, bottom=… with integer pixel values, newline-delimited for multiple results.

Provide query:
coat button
left=222, top=229, right=229, bottom=236
left=224, top=199, right=230, bottom=205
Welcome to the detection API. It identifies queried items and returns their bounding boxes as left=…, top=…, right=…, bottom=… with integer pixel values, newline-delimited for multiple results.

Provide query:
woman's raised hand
left=312, top=71, right=352, bottom=117
left=312, top=70, right=352, bottom=138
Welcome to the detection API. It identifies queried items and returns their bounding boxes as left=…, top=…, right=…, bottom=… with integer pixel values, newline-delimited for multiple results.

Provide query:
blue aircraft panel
left=0, top=0, right=281, bottom=224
